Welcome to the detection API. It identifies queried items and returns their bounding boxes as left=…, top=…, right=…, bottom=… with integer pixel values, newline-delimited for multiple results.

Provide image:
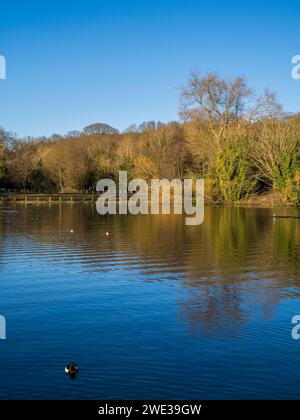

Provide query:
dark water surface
left=0, top=203, right=299, bottom=399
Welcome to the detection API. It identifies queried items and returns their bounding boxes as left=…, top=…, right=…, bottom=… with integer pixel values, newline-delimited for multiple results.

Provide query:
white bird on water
left=106, top=232, right=109, bottom=236
left=70, top=229, right=74, bottom=233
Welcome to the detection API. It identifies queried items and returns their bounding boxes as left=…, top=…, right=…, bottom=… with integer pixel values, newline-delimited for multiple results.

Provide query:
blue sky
left=0, top=0, right=299, bottom=137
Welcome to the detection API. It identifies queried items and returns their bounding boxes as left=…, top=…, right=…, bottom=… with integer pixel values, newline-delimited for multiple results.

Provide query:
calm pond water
left=0, top=203, right=299, bottom=399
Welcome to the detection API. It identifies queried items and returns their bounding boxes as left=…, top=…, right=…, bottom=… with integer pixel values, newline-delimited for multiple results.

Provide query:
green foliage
left=273, top=150, right=298, bottom=204
left=82, top=170, right=101, bottom=190
left=214, top=138, right=256, bottom=201
left=25, top=167, right=56, bottom=193
left=119, top=158, right=134, bottom=179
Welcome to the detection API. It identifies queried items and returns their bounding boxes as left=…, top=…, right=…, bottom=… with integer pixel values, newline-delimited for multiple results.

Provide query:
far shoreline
left=0, top=191, right=298, bottom=209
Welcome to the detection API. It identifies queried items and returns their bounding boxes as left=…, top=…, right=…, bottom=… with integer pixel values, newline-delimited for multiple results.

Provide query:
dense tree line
left=0, top=72, right=299, bottom=204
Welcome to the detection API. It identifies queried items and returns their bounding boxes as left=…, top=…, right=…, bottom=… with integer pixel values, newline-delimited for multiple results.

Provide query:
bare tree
left=83, top=123, right=119, bottom=135
left=247, top=89, right=283, bottom=123
left=181, top=72, right=252, bottom=142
